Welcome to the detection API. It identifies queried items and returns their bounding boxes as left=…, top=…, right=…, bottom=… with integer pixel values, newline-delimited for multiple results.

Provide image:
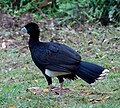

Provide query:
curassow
left=22, top=22, right=109, bottom=97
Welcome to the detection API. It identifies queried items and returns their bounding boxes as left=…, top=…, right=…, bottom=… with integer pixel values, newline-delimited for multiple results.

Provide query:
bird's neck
left=29, top=34, right=39, bottom=51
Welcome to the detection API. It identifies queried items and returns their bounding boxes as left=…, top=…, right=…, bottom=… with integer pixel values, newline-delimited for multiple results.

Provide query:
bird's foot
left=57, top=94, right=63, bottom=102
left=57, top=82, right=64, bottom=100
left=48, top=84, right=52, bottom=98
left=58, top=92, right=63, bottom=98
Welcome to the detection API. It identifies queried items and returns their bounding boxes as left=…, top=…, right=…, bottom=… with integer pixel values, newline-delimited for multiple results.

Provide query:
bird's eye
left=27, top=27, right=33, bottom=31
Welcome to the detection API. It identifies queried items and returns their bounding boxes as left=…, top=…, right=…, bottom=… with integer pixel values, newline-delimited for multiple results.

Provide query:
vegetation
left=0, top=0, right=120, bottom=26
left=0, top=0, right=120, bottom=107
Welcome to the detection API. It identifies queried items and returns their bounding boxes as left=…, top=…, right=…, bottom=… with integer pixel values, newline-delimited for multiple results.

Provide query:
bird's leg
left=57, top=76, right=64, bottom=98
left=48, top=84, right=52, bottom=97
left=59, top=82, right=63, bottom=97
left=44, top=74, right=52, bottom=98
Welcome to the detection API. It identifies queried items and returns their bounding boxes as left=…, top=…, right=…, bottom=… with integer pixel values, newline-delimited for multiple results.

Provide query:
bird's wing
left=36, top=42, right=81, bottom=72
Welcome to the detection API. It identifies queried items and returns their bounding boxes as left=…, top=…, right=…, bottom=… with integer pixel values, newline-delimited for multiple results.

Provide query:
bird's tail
left=76, top=61, right=109, bottom=84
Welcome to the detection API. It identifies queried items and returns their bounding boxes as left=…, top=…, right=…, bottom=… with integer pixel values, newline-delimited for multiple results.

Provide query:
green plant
left=86, top=0, right=120, bottom=25
left=0, top=0, right=120, bottom=25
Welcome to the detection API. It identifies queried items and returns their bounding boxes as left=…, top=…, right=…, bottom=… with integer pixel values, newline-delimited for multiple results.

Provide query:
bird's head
left=22, top=22, right=40, bottom=37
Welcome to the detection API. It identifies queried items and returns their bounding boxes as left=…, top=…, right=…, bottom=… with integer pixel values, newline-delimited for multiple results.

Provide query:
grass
left=0, top=24, right=120, bottom=108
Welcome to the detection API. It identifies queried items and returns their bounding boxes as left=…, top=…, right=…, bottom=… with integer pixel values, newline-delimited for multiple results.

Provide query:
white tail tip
left=102, top=69, right=109, bottom=73
left=97, top=69, right=109, bottom=80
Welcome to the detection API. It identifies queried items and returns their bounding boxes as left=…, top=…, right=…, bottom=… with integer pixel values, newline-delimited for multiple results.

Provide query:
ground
left=0, top=13, right=120, bottom=108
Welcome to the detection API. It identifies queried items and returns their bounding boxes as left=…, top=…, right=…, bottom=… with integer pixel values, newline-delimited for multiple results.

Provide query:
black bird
left=22, top=22, right=109, bottom=97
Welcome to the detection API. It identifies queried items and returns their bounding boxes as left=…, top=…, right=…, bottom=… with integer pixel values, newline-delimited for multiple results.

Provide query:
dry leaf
left=27, top=86, right=72, bottom=95
left=43, top=89, right=49, bottom=93
left=8, top=105, right=16, bottom=108
left=88, top=40, right=93, bottom=45
left=89, top=96, right=110, bottom=103
left=2, top=42, right=7, bottom=49
left=34, top=80, right=38, bottom=83
left=26, top=87, right=41, bottom=94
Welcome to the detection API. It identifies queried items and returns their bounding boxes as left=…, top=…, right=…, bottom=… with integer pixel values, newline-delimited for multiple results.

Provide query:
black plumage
left=22, top=22, right=109, bottom=97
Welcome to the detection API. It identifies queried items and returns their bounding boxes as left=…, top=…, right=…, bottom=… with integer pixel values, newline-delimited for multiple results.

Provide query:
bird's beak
left=22, top=27, right=28, bottom=33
